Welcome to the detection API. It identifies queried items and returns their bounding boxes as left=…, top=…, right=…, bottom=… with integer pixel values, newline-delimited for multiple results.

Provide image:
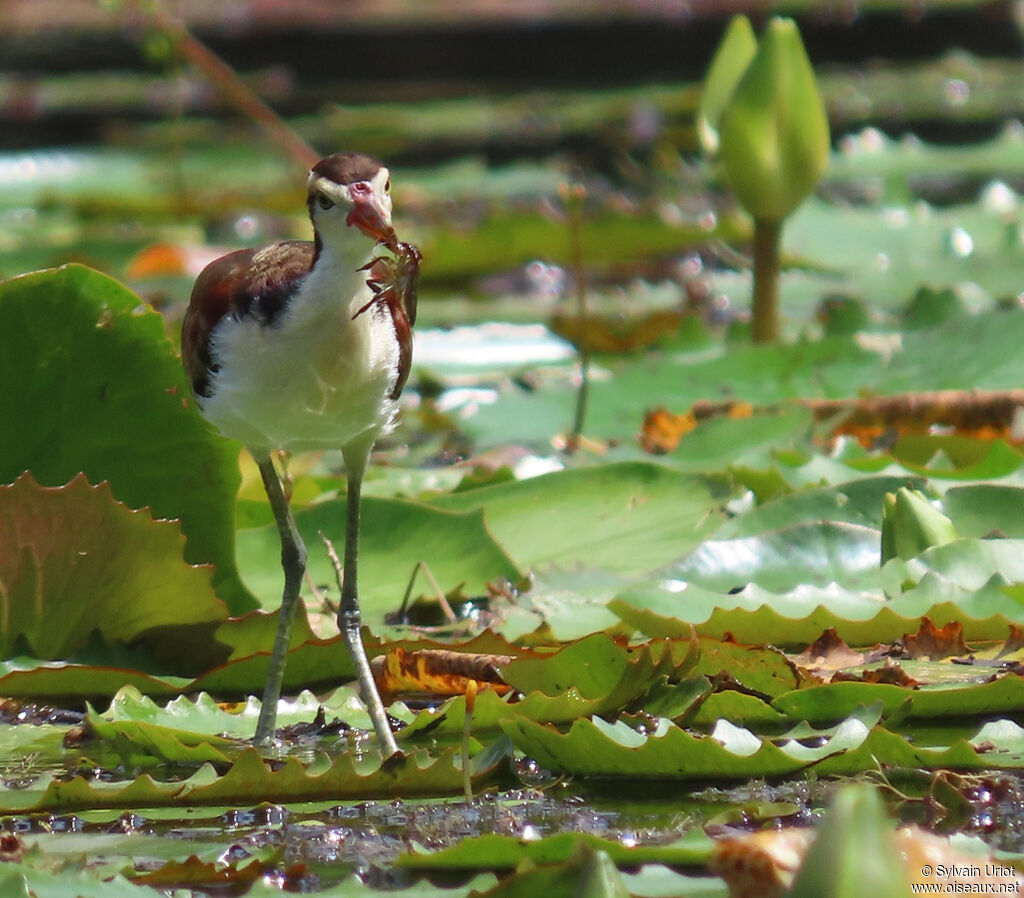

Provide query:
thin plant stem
left=145, top=3, right=319, bottom=169
left=395, top=560, right=458, bottom=624
left=752, top=218, right=783, bottom=343
left=564, top=181, right=590, bottom=448
left=462, top=680, right=477, bottom=803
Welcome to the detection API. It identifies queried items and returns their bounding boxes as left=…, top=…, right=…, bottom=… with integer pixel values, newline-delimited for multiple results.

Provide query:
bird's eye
left=317, top=193, right=334, bottom=210
left=384, top=179, right=391, bottom=194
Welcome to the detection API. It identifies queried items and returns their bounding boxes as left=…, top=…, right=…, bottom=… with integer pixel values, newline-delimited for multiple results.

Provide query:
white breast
left=200, top=250, right=401, bottom=454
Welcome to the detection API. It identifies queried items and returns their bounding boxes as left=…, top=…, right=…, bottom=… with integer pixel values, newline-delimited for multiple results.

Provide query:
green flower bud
left=880, top=487, right=958, bottom=564
left=718, top=17, right=830, bottom=222
left=697, top=15, right=757, bottom=157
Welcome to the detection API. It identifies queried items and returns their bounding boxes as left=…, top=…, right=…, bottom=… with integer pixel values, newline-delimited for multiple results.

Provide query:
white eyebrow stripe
left=305, top=175, right=350, bottom=202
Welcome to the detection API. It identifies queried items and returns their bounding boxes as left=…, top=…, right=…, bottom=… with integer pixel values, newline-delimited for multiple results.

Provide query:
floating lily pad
left=0, top=265, right=252, bottom=612
left=433, top=462, right=731, bottom=577
left=0, top=473, right=226, bottom=665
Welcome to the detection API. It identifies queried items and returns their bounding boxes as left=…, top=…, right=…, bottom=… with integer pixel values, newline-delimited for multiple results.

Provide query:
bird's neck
left=304, top=226, right=374, bottom=317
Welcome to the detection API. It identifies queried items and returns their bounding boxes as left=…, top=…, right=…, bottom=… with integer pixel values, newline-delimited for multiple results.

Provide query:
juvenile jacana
left=181, top=152, right=419, bottom=754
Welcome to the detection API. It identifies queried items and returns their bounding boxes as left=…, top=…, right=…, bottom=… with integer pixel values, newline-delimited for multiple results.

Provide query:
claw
left=353, top=285, right=398, bottom=320
left=353, top=241, right=420, bottom=326
left=359, top=255, right=392, bottom=273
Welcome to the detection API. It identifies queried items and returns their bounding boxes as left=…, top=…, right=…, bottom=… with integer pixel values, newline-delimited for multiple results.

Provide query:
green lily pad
left=0, top=746, right=496, bottom=813
left=0, top=661, right=187, bottom=700
left=662, top=521, right=883, bottom=593
left=235, top=495, right=523, bottom=621
left=715, top=475, right=925, bottom=538
left=773, top=673, right=1024, bottom=723
left=433, top=462, right=731, bottom=577
left=0, top=265, right=252, bottom=612
left=503, top=708, right=1019, bottom=780
left=944, top=484, right=1024, bottom=537
left=0, top=473, right=227, bottom=665
left=612, top=573, right=1022, bottom=646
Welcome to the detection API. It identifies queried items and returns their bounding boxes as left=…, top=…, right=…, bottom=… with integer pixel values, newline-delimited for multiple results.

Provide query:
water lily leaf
left=83, top=713, right=234, bottom=767
left=888, top=538, right=1024, bottom=593
left=99, top=685, right=374, bottom=740
left=0, top=746, right=492, bottom=813
left=462, top=336, right=871, bottom=450
left=211, top=604, right=320, bottom=663
left=715, top=475, right=925, bottom=539
left=773, top=673, right=1024, bottom=724
left=436, top=843, right=632, bottom=898
left=433, top=462, right=731, bottom=576
left=0, top=265, right=252, bottom=612
left=612, top=573, right=1021, bottom=647
left=688, top=638, right=800, bottom=697
left=611, top=580, right=885, bottom=646
left=944, top=484, right=1024, bottom=537
left=401, top=636, right=683, bottom=738
left=186, top=636, right=354, bottom=695
left=502, top=710, right=1018, bottom=780
left=0, top=722, right=68, bottom=773
left=522, top=567, right=630, bottom=641
left=399, top=687, right=588, bottom=738
left=0, top=661, right=187, bottom=700
left=0, top=473, right=227, bottom=664
left=890, top=437, right=1024, bottom=486
left=500, top=716, right=828, bottom=779
left=235, top=497, right=522, bottom=621
left=664, top=404, right=815, bottom=471
left=662, top=521, right=883, bottom=593
left=500, top=634, right=666, bottom=702
left=0, top=867, right=166, bottom=898
left=629, top=677, right=711, bottom=723
left=690, top=691, right=791, bottom=728
left=971, top=718, right=1024, bottom=756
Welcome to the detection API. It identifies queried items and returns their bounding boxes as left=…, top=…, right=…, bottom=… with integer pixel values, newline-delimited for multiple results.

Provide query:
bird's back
left=182, top=242, right=315, bottom=399
left=182, top=239, right=400, bottom=455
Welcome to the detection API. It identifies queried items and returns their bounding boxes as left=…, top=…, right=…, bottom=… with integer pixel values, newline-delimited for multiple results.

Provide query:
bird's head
left=306, top=152, right=397, bottom=257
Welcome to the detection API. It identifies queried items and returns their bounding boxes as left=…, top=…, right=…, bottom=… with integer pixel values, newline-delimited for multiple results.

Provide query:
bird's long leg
left=341, top=437, right=400, bottom=758
left=253, top=452, right=308, bottom=746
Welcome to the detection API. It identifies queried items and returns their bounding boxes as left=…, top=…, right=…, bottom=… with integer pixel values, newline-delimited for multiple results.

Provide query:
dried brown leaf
left=902, top=617, right=971, bottom=660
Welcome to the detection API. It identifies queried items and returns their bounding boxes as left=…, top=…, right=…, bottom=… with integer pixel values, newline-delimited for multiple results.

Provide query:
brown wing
left=181, top=242, right=315, bottom=398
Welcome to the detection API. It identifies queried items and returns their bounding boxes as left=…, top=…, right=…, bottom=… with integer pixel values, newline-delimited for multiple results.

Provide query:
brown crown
left=310, top=152, right=384, bottom=186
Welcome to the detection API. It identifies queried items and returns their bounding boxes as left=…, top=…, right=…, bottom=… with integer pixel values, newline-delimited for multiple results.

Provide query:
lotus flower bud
left=717, top=18, right=830, bottom=222
left=697, top=15, right=757, bottom=157
left=880, top=487, right=958, bottom=564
